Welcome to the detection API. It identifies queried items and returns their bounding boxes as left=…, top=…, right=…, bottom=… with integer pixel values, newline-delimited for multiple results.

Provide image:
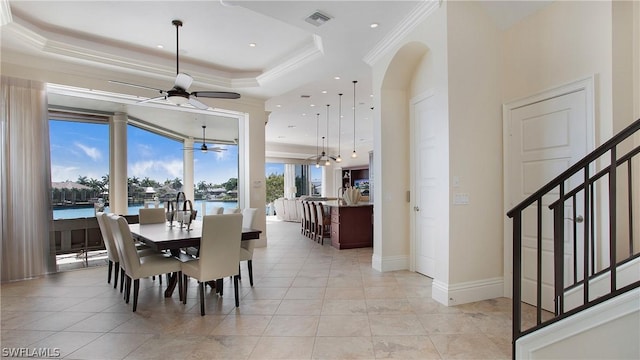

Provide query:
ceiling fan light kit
left=110, top=19, right=240, bottom=109
left=351, top=80, right=358, bottom=159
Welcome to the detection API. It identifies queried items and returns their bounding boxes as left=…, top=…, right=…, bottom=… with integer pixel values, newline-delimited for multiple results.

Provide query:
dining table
left=129, top=221, right=261, bottom=297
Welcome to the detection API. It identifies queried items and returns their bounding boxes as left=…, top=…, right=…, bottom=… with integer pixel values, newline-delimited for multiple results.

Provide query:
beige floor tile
left=263, top=315, right=319, bottom=336
left=66, top=332, right=153, bottom=359
left=19, top=311, right=93, bottom=331
left=64, top=312, right=134, bottom=332
left=429, top=333, right=507, bottom=360
left=249, top=336, right=314, bottom=359
left=324, top=287, right=365, bottom=300
left=1, top=311, right=56, bottom=330
left=284, top=287, right=325, bottom=300
left=291, top=276, right=329, bottom=288
left=276, top=299, right=323, bottom=315
left=364, top=286, right=407, bottom=300
left=369, top=315, right=427, bottom=336
left=366, top=299, right=414, bottom=315
left=254, top=277, right=294, bottom=288
left=123, top=334, right=204, bottom=360
left=0, top=329, right=56, bottom=348
left=316, top=315, right=371, bottom=337
left=321, top=300, right=368, bottom=315
left=418, top=313, right=481, bottom=334
left=28, top=331, right=103, bottom=358
left=372, top=335, right=442, bottom=359
left=242, top=287, right=288, bottom=300
left=210, top=314, right=272, bottom=336
left=233, top=299, right=281, bottom=315
left=312, top=336, right=375, bottom=359
left=326, top=276, right=363, bottom=288
left=186, top=335, right=260, bottom=360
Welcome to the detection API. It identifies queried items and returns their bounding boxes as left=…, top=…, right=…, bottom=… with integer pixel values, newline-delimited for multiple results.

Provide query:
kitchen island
left=325, top=201, right=373, bottom=249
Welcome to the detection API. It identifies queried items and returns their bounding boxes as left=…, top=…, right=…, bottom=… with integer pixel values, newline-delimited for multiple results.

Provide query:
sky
left=50, top=119, right=321, bottom=185
left=50, top=119, right=242, bottom=186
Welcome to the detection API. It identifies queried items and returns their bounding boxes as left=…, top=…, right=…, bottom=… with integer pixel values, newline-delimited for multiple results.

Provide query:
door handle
left=565, top=215, right=584, bottom=223
left=414, top=206, right=420, bottom=212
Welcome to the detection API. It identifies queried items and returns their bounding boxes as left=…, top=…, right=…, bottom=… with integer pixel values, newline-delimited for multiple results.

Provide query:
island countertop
left=322, top=200, right=372, bottom=208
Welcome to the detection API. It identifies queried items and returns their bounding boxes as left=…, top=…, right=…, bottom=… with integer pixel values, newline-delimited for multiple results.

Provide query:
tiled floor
left=1, top=217, right=512, bottom=359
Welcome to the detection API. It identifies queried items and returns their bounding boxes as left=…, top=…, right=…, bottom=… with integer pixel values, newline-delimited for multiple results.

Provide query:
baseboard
left=371, top=254, right=409, bottom=272
left=432, top=277, right=504, bottom=306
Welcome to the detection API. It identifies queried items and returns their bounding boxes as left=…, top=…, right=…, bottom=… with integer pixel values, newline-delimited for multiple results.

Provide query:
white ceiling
left=1, top=0, right=551, bottom=159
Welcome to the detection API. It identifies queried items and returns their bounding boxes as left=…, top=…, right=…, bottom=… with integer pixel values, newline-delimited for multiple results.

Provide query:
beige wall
left=502, top=0, right=614, bottom=143
left=446, top=1, right=503, bottom=286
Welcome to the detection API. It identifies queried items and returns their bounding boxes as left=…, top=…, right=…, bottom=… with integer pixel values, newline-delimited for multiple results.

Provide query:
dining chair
left=224, top=207, right=241, bottom=214
left=96, top=212, right=158, bottom=290
left=308, top=201, right=318, bottom=240
left=301, top=201, right=309, bottom=236
left=107, top=214, right=183, bottom=312
left=138, top=208, right=166, bottom=224
left=181, top=213, right=242, bottom=315
left=315, top=202, right=331, bottom=244
left=239, top=208, right=258, bottom=286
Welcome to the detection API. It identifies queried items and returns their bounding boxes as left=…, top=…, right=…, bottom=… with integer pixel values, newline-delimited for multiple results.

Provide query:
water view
left=52, top=200, right=238, bottom=220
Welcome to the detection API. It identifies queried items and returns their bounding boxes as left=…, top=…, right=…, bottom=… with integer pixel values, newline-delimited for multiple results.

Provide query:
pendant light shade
left=351, top=80, right=358, bottom=159
left=336, top=93, right=343, bottom=163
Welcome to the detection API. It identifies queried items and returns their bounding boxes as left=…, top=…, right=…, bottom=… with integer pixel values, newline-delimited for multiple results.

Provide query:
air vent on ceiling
left=300, top=95, right=311, bottom=98
left=305, top=11, right=332, bottom=27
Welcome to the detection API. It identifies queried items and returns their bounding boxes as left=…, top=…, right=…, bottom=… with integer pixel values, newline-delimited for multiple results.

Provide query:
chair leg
left=120, top=270, right=125, bottom=293
left=107, top=260, right=113, bottom=284
left=132, top=279, right=139, bottom=312
left=114, top=263, right=119, bottom=289
left=177, top=271, right=183, bottom=302
left=125, top=276, right=132, bottom=303
left=218, top=279, right=223, bottom=296
left=199, top=282, right=205, bottom=316
left=233, top=275, right=239, bottom=307
left=238, top=264, right=242, bottom=280
left=247, top=260, right=253, bottom=287
left=183, top=274, right=188, bottom=304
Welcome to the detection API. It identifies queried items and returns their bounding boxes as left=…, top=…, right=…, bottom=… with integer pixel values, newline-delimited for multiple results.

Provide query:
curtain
left=284, top=163, right=296, bottom=199
left=1, top=76, right=54, bottom=282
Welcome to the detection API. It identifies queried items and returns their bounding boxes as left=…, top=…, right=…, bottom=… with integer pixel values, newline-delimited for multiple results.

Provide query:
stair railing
left=507, top=118, right=640, bottom=357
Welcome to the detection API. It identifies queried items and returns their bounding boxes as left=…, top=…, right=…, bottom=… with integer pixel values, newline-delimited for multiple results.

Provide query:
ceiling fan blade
left=188, top=96, right=210, bottom=110
left=109, top=80, right=164, bottom=93
left=138, top=95, right=166, bottom=104
left=191, top=91, right=241, bottom=99
left=210, top=147, right=227, bottom=152
left=174, top=72, right=193, bottom=90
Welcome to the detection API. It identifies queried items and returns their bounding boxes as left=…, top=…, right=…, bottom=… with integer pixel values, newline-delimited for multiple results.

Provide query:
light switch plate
left=453, top=193, right=469, bottom=205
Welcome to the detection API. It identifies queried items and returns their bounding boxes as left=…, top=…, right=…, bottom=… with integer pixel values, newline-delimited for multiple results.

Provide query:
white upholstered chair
left=107, top=214, right=182, bottom=312
left=181, top=213, right=242, bottom=315
left=138, top=208, right=166, bottom=224
left=240, top=208, right=258, bottom=286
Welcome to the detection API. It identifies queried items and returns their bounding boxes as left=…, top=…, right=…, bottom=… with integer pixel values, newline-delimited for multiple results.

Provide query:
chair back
left=224, top=207, right=241, bottom=214
left=316, top=202, right=328, bottom=223
left=198, top=213, right=242, bottom=280
left=309, top=201, right=317, bottom=227
left=96, top=212, right=118, bottom=262
left=209, top=206, right=224, bottom=215
left=139, top=208, right=166, bottom=224
left=242, top=208, right=258, bottom=228
left=108, top=215, right=141, bottom=276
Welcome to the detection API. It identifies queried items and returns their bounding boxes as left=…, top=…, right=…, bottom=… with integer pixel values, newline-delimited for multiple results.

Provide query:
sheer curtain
left=1, top=76, right=54, bottom=282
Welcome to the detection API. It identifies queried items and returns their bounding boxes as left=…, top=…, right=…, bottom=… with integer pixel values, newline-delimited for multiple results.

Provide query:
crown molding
left=363, top=0, right=441, bottom=67
left=0, top=0, right=12, bottom=26
left=257, top=34, right=324, bottom=86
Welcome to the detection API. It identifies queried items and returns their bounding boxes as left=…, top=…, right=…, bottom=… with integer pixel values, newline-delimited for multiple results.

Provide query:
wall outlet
left=453, top=193, right=469, bottom=205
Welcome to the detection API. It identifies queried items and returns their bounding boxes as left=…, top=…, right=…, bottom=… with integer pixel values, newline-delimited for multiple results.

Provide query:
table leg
left=164, top=272, right=178, bottom=298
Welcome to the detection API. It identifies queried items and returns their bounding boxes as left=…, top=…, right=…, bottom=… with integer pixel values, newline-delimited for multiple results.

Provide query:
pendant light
left=325, top=104, right=331, bottom=166
left=351, top=80, right=358, bottom=158
left=336, top=93, right=343, bottom=163
left=315, top=113, right=320, bottom=168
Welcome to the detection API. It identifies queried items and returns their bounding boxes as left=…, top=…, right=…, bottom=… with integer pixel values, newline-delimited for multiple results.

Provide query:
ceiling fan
left=184, top=125, right=227, bottom=153
left=110, top=20, right=240, bottom=110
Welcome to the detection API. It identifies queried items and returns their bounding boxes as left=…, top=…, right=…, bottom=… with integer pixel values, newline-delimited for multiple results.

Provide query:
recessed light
left=310, top=104, right=316, bottom=107
left=302, top=113, right=307, bottom=116
left=249, top=43, right=257, bottom=47
left=278, top=135, right=285, bottom=138
left=370, top=23, right=379, bottom=28
left=334, top=76, right=341, bottom=80
left=276, top=104, right=282, bottom=108
left=321, top=90, right=327, bottom=94
left=370, top=94, right=374, bottom=97
left=156, top=44, right=164, bottom=49
left=287, top=125, right=296, bottom=128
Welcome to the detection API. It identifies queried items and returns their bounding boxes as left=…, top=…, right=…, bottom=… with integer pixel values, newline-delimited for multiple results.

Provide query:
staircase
left=507, top=118, right=640, bottom=358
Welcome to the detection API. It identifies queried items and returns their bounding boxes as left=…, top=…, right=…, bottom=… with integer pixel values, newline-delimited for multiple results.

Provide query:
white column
left=284, top=163, right=296, bottom=198
left=110, top=112, right=128, bottom=215
left=183, top=137, right=194, bottom=202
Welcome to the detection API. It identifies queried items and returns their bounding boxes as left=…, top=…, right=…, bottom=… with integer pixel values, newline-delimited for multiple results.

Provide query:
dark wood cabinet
left=329, top=204, right=373, bottom=249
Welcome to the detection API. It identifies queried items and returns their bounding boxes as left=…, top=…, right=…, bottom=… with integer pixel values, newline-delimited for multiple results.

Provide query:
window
left=50, top=117, right=109, bottom=220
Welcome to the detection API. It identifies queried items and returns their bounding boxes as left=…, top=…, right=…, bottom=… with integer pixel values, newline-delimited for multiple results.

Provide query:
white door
left=412, top=93, right=441, bottom=278
left=508, top=88, right=591, bottom=310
